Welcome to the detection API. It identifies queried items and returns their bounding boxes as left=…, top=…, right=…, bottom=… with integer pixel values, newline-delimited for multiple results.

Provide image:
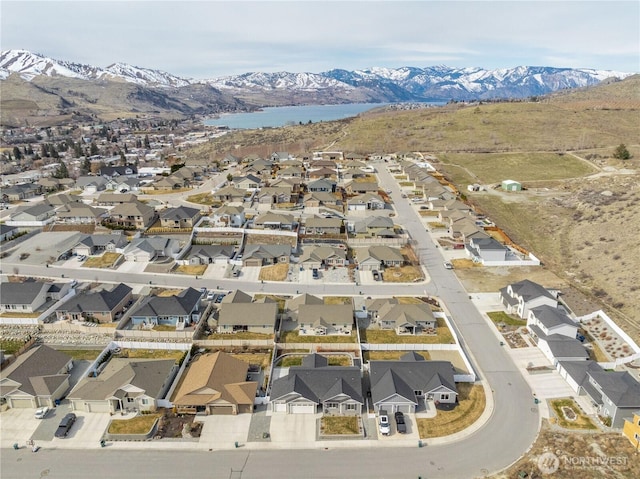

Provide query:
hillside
left=191, top=75, right=640, bottom=341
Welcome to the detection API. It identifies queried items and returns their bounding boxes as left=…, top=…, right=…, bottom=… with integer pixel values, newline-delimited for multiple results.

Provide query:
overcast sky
left=2, top=1, right=638, bottom=78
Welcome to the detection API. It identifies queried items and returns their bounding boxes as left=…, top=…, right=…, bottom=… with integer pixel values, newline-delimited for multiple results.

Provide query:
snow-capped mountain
left=1, top=49, right=633, bottom=103
left=0, top=50, right=190, bottom=87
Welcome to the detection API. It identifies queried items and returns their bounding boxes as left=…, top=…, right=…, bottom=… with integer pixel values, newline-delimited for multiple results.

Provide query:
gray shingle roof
left=0, top=345, right=72, bottom=397
left=509, top=279, right=556, bottom=302
left=588, top=371, right=640, bottom=407
left=160, top=206, right=201, bottom=221
left=56, top=283, right=132, bottom=314
left=130, top=287, right=200, bottom=318
left=218, top=303, right=277, bottom=327
left=0, top=281, right=50, bottom=306
left=530, top=305, right=575, bottom=329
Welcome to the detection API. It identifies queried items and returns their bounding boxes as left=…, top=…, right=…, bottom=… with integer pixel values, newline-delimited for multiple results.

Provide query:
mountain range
left=0, top=49, right=634, bottom=126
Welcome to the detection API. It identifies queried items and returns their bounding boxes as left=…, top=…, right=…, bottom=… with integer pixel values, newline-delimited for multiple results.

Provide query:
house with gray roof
left=56, top=283, right=132, bottom=324
left=217, top=302, right=277, bottom=334
left=302, top=191, right=340, bottom=208
left=123, top=236, right=181, bottom=262
left=256, top=187, right=293, bottom=205
left=347, top=216, right=395, bottom=236
left=270, top=354, right=363, bottom=415
left=526, top=306, right=584, bottom=364
left=242, top=244, right=291, bottom=267
left=304, top=216, right=342, bottom=235
left=159, top=206, right=202, bottom=229
left=285, top=293, right=324, bottom=321
left=7, top=203, right=56, bottom=226
left=76, top=175, right=109, bottom=193
left=466, top=236, right=509, bottom=264
left=500, top=279, right=559, bottom=319
left=96, top=193, right=138, bottom=206
left=72, top=232, right=128, bottom=257
left=527, top=305, right=577, bottom=339
left=297, top=304, right=354, bottom=336
left=299, top=245, right=347, bottom=269
left=0, top=281, right=51, bottom=313
left=220, top=289, right=253, bottom=304
left=213, top=186, right=247, bottom=203
left=0, top=224, right=18, bottom=242
left=346, top=181, right=379, bottom=195
left=307, top=178, right=336, bottom=193
left=187, top=245, right=235, bottom=265
left=56, top=203, right=107, bottom=225
left=0, top=345, right=73, bottom=409
left=211, top=205, right=245, bottom=227
left=374, top=302, right=437, bottom=335
left=354, top=245, right=404, bottom=271
left=253, top=212, right=295, bottom=230
left=129, top=287, right=202, bottom=329
left=347, top=193, right=385, bottom=211
left=232, top=174, right=262, bottom=190
left=69, top=357, right=178, bottom=414
left=370, top=354, right=458, bottom=414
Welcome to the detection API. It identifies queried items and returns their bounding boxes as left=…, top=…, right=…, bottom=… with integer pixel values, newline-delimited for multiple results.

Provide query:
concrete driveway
left=269, top=413, right=318, bottom=444
left=199, top=414, right=252, bottom=447
left=0, top=408, right=40, bottom=448
left=375, top=414, right=420, bottom=443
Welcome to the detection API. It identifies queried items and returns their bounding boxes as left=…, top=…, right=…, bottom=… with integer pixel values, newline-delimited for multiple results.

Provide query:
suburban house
left=153, top=175, right=184, bottom=191
left=7, top=204, right=56, bottom=226
left=297, top=304, right=354, bottom=336
left=123, top=236, right=181, bottom=262
left=76, top=176, right=108, bottom=194
left=171, top=351, right=257, bottom=415
left=106, top=176, right=140, bottom=193
left=271, top=177, right=303, bottom=194
left=221, top=289, right=253, bottom=304
left=373, top=302, right=437, bottom=335
left=0, top=224, right=18, bottom=242
left=526, top=305, right=585, bottom=363
left=0, top=281, right=51, bottom=313
left=242, top=244, right=291, bottom=267
left=341, top=168, right=369, bottom=181
left=256, top=187, right=292, bottom=205
left=271, top=151, right=291, bottom=162
left=285, top=293, right=324, bottom=322
left=1, top=183, right=42, bottom=201
left=56, top=204, right=107, bottom=225
left=369, top=355, right=458, bottom=414
left=106, top=200, right=156, bottom=230
left=216, top=302, right=278, bottom=334
left=72, top=232, right=128, bottom=257
left=211, top=205, right=245, bottom=227
left=466, top=236, right=509, bottom=263
left=69, top=358, right=178, bottom=414
left=38, top=177, right=62, bottom=192
left=299, top=245, right=348, bottom=269
left=159, top=206, right=202, bottom=229
left=623, top=411, right=640, bottom=449
left=500, top=279, right=559, bottom=319
left=308, top=167, right=337, bottom=180
left=277, top=166, right=304, bottom=179
left=187, top=245, right=235, bottom=265
left=253, top=212, right=295, bottom=230
left=96, top=193, right=138, bottom=206
left=232, top=174, right=262, bottom=190
left=304, top=216, right=342, bottom=235
left=307, top=178, right=336, bottom=193
left=303, top=191, right=340, bottom=208
left=99, top=165, right=138, bottom=178
left=347, top=193, right=385, bottom=211
left=212, top=186, right=246, bottom=203
left=346, top=182, right=379, bottom=195
left=348, top=216, right=395, bottom=237
left=557, top=360, right=640, bottom=428
left=354, top=245, right=404, bottom=270
left=0, top=345, right=73, bottom=409
left=270, top=354, right=363, bottom=415
left=55, top=283, right=132, bottom=324
left=129, top=287, right=202, bottom=329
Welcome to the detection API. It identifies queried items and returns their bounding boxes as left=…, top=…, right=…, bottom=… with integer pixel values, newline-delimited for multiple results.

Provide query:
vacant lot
left=259, top=263, right=289, bottom=281
left=83, top=253, right=122, bottom=269
left=382, top=265, right=424, bottom=282
left=174, top=264, right=207, bottom=276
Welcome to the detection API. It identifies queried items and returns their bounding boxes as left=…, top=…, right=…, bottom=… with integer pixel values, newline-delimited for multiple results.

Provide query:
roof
left=270, top=355, right=363, bottom=404
left=285, top=293, right=323, bottom=311
left=214, top=205, right=244, bottom=216
left=243, top=244, right=291, bottom=260
left=75, top=232, right=127, bottom=250
left=172, top=351, right=257, bottom=407
left=69, top=358, right=176, bottom=401
left=0, top=281, right=50, bottom=306
left=588, top=371, right=640, bottom=408
left=470, top=236, right=507, bottom=250
left=544, top=335, right=589, bottom=360
left=378, top=303, right=436, bottom=327
left=253, top=212, right=294, bottom=225
left=160, top=206, right=201, bottom=221
left=369, top=359, right=457, bottom=405
left=305, top=216, right=342, bottom=228
left=355, top=245, right=404, bottom=263
left=221, top=290, right=253, bottom=304
left=130, top=287, right=201, bottom=318
left=508, top=279, right=556, bottom=302
left=56, top=283, right=132, bottom=314
left=0, top=345, right=72, bottom=397
left=299, top=245, right=346, bottom=264
left=110, top=200, right=154, bottom=217
left=188, top=245, right=235, bottom=260
left=297, top=304, right=353, bottom=326
left=218, top=303, right=278, bottom=327
left=530, top=305, right=576, bottom=330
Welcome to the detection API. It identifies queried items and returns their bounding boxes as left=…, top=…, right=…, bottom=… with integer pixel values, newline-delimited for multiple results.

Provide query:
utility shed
left=501, top=180, right=522, bottom=192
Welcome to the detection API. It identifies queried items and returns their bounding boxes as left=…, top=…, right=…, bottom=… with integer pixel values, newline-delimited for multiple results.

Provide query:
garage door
left=9, top=398, right=35, bottom=408
left=273, top=403, right=287, bottom=413
left=209, top=405, right=234, bottom=415
left=380, top=403, right=412, bottom=414
left=289, top=403, right=315, bottom=414
left=85, top=401, right=111, bottom=413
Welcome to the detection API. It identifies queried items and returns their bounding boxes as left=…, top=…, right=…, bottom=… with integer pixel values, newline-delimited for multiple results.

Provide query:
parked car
left=372, top=270, right=380, bottom=281
left=34, top=406, right=49, bottom=419
left=379, top=414, right=391, bottom=436
left=312, top=268, right=320, bottom=279
left=54, top=413, right=77, bottom=438
left=394, top=411, right=407, bottom=433
left=443, top=261, right=454, bottom=270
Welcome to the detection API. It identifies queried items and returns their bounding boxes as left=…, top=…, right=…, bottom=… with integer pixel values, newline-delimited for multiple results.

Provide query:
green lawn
left=0, top=339, right=29, bottom=355
left=108, top=414, right=160, bottom=435
left=486, top=311, right=527, bottom=327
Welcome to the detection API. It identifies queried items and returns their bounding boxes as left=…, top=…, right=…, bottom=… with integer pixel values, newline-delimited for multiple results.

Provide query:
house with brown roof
left=217, top=302, right=278, bottom=334
left=212, top=186, right=247, bottom=203
left=297, top=304, right=354, bottom=336
left=172, top=351, right=258, bottom=415
left=107, top=200, right=156, bottom=229
left=304, top=216, right=342, bottom=235
left=299, top=245, right=347, bottom=269
left=373, top=301, right=437, bottom=335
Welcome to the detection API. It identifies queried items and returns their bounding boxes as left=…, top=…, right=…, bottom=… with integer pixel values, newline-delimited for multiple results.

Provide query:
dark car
left=372, top=270, right=380, bottom=281
left=394, top=411, right=407, bottom=434
left=55, top=413, right=77, bottom=438
left=312, top=268, right=320, bottom=279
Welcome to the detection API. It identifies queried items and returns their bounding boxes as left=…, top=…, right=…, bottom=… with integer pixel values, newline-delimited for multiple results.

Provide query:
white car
left=443, top=261, right=454, bottom=270
left=379, top=415, right=391, bottom=436
left=35, top=406, right=49, bottom=419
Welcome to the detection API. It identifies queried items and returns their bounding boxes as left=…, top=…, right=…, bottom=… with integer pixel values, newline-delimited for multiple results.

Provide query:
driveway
left=269, top=413, right=318, bottom=445
left=199, top=414, right=252, bottom=447
left=375, top=414, right=420, bottom=443
left=0, top=408, right=40, bottom=448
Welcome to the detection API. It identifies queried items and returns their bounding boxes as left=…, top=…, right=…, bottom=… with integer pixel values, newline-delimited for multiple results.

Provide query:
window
left=126, top=397, right=135, bottom=403
left=326, top=402, right=338, bottom=409
left=346, top=404, right=356, bottom=411
left=440, top=394, right=449, bottom=401
left=141, top=398, right=149, bottom=405
left=414, top=390, right=423, bottom=397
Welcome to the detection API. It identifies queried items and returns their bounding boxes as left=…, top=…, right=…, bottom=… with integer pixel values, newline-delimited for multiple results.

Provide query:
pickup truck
left=394, top=411, right=407, bottom=434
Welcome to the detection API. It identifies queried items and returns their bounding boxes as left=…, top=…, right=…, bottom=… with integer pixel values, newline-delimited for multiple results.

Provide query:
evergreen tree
left=90, top=141, right=99, bottom=156
left=144, top=134, right=151, bottom=149
left=82, top=157, right=92, bottom=174
left=613, top=143, right=631, bottom=160
left=53, top=161, right=69, bottom=179
left=12, top=147, right=22, bottom=160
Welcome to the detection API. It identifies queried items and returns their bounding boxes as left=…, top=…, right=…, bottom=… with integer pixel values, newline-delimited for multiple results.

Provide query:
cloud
left=1, top=1, right=638, bottom=76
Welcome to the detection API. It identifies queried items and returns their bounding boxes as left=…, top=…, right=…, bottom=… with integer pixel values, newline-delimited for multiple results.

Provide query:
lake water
left=203, top=103, right=386, bottom=129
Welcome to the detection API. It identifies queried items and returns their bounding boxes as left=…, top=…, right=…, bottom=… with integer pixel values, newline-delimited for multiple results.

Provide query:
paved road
left=1, top=160, right=540, bottom=477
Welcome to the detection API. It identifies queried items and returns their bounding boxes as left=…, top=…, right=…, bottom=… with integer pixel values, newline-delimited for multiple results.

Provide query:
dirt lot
left=493, top=420, right=639, bottom=479
left=455, top=265, right=568, bottom=293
